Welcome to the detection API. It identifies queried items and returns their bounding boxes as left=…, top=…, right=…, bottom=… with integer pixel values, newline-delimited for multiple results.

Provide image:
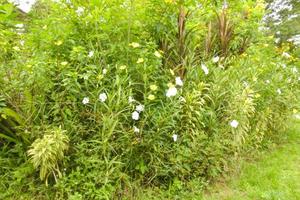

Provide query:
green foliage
left=0, top=0, right=299, bottom=199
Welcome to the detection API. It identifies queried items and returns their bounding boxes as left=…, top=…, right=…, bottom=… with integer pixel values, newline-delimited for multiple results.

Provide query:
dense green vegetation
left=0, top=0, right=299, bottom=199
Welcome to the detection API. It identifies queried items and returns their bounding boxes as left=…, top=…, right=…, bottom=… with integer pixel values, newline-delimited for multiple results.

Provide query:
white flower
left=212, top=56, right=219, bottom=63
left=88, top=51, right=94, bottom=57
left=282, top=52, right=291, bottom=58
left=82, top=97, right=89, bottom=105
left=76, top=7, right=85, bottom=16
left=83, top=74, right=89, bottom=80
left=166, top=87, right=177, bottom=97
left=20, top=40, right=25, bottom=46
left=287, top=78, right=292, bottom=83
left=102, top=68, right=107, bottom=74
left=132, top=111, right=140, bottom=120
left=282, top=64, right=286, bottom=69
left=136, top=104, right=144, bottom=112
left=179, top=96, right=186, bottom=103
left=133, top=126, right=140, bottom=133
left=15, top=24, right=24, bottom=28
left=99, top=93, right=107, bottom=102
left=266, top=80, right=270, bottom=84
left=201, top=63, right=209, bottom=75
left=222, top=0, right=228, bottom=9
left=292, top=67, right=298, bottom=73
left=277, top=89, right=282, bottom=94
left=275, top=38, right=280, bottom=44
left=175, top=76, right=183, bottom=86
left=230, top=120, right=239, bottom=128
left=243, top=81, right=248, bottom=87
left=172, top=134, right=178, bottom=142
left=129, top=42, right=140, bottom=48
left=128, top=96, right=135, bottom=103
left=295, top=114, right=300, bottom=120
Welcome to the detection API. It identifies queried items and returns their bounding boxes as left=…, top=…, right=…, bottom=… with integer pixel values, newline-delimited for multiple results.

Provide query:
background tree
left=264, top=0, right=300, bottom=45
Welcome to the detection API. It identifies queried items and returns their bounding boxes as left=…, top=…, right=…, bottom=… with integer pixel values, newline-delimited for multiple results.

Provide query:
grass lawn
left=137, top=119, right=300, bottom=200
left=204, top=120, right=300, bottom=200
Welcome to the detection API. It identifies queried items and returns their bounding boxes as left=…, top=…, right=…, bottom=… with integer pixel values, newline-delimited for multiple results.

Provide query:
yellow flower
left=119, top=65, right=127, bottom=70
left=293, top=109, right=298, bottom=114
left=150, top=85, right=158, bottom=91
left=55, top=40, right=63, bottom=46
left=255, top=1, right=266, bottom=10
left=167, top=82, right=174, bottom=88
left=61, top=61, right=68, bottom=66
left=137, top=58, right=144, bottom=64
left=165, top=0, right=174, bottom=3
left=129, top=42, right=140, bottom=48
left=148, top=94, right=155, bottom=100
left=42, top=25, right=47, bottom=30
left=255, top=93, right=261, bottom=98
left=97, top=74, right=103, bottom=80
left=13, top=46, right=20, bottom=51
left=154, top=51, right=162, bottom=58
left=253, top=77, right=257, bottom=82
left=169, top=69, right=175, bottom=76
left=241, top=53, right=247, bottom=57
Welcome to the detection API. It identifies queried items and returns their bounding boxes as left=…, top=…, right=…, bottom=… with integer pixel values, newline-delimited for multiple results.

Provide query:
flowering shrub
left=0, top=0, right=299, bottom=199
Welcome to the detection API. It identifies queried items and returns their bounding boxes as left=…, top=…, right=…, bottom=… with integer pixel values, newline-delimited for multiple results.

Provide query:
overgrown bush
left=0, top=0, right=299, bottom=199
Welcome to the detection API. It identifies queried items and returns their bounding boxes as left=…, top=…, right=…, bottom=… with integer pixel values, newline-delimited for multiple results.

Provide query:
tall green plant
left=28, top=127, right=69, bottom=186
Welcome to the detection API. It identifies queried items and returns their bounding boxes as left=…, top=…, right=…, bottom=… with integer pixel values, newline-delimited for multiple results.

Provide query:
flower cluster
left=132, top=104, right=144, bottom=121
left=166, top=76, right=183, bottom=98
left=82, top=92, right=107, bottom=105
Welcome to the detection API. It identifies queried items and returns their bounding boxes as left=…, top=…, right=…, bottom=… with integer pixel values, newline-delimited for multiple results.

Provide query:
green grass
left=136, top=120, right=300, bottom=200
left=204, top=120, right=300, bottom=200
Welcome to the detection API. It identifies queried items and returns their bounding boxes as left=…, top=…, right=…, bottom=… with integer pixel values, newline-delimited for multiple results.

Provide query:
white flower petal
left=76, top=7, right=85, bottom=16
left=282, top=52, right=291, bottom=58
left=133, top=126, right=140, bottom=133
left=212, top=56, right=219, bottom=63
left=175, top=76, right=183, bottom=86
left=136, top=104, right=144, bottom=112
left=201, top=63, right=209, bottom=75
left=132, top=111, right=140, bottom=120
left=292, top=67, right=298, bottom=73
left=172, top=134, right=178, bottom=142
left=166, top=87, right=177, bottom=97
left=128, top=96, right=135, bottom=103
left=88, top=51, right=94, bottom=57
left=230, top=120, right=239, bottom=128
left=82, top=97, right=89, bottom=105
left=277, top=89, right=282, bottom=94
left=99, top=93, right=107, bottom=102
